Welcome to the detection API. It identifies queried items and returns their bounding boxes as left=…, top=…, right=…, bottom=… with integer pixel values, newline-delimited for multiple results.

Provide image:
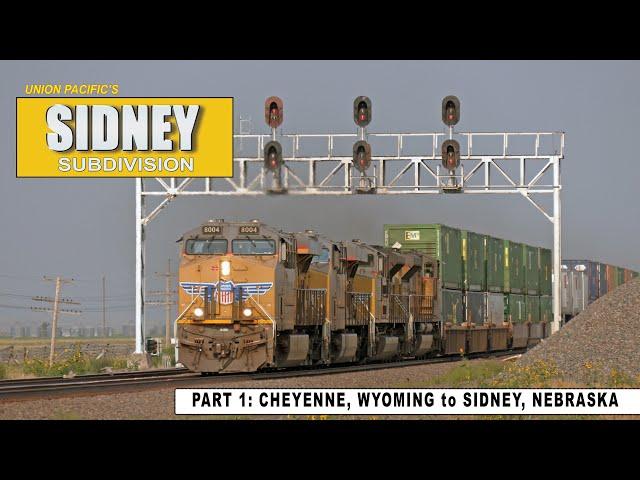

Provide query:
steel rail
left=0, top=348, right=527, bottom=401
left=0, top=367, right=188, bottom=387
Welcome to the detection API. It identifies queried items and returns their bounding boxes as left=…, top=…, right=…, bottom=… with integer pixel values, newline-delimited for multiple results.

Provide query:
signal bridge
left=134, top=96, right=564, bottom=354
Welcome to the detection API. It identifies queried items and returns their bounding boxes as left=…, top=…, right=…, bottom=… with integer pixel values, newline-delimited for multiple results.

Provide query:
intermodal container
left=598, top=262, right=607, bottom=296
left=486, top=293, right=505, bottom=325
left=441, top=289, right=464, bottom=324
left=617, top=267, right=626, bottom=286
left=606, top=264, right=619, bottom=291
left=465, top=291, right=485, bottom=325
left=624, top=269, right=634, bottom=283
left=561, top=266, right=573, bottom=316
left=524, top=245, right=540, bottom=295
left=563, top=260, right=599, bottom=304
left=486, top=236, right=505, bottom=293
left=462, top=230, right=486, bottom=291
left=505, top=293, right=526, bottom=324
left=504, top=240, right=525, bottom=294
left=384, top=224, right=462, bottom=290
left=539, top=295, right=552, bottom=323
left=525, top=295, right=540, bottom=323
left=539, top=247, right=552, bottom=296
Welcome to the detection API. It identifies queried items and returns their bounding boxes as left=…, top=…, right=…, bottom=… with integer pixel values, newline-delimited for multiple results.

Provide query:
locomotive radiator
left=347, top=292, right=371, bottom=326
left=295, top=288, right=326, bottom=326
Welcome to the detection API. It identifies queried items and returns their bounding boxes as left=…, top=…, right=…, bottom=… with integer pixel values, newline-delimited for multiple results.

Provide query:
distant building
left=121, top=324, right=135, bottom=337
left=38, top=322, right=50, bottom=338
left=96, top=326, right=113, bottom=337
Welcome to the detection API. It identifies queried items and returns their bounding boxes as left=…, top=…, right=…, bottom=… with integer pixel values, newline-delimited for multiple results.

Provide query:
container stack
left=384, top=223, right=638, bottom=348
left=384, top=223, right=554, bottom=349
left=561, top=260, right=638, bottom=322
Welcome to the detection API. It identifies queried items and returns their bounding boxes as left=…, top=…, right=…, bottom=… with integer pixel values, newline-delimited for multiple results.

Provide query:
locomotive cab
left=176, top=220, right=286, bottom=373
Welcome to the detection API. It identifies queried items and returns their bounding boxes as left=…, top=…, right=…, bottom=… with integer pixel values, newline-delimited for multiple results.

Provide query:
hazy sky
left=1, top=60, right=638, bottom=331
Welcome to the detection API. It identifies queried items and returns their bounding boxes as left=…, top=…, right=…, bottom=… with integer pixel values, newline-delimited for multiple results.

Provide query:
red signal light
left=441, top=139, right=460, bottom=171
left=441, top=96, right=460, bottom=127
left=353, top=140, right=372, bottom=172
left=264, top=141, right=283, bottom=172
left=353, top=96, right=372, bottom=128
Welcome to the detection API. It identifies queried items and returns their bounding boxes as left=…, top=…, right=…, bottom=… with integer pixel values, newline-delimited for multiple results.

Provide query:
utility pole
left=147, top=259, right=177, bottom=349
left=34, top=276, right=79, bottom=366
left=102, top=275, right=106, bottom=336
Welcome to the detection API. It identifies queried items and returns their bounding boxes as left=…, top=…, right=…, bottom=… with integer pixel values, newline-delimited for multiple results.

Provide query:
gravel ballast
left=517, top=277, right=640, bottom=383
left=0, top=360, right=471, bottom=420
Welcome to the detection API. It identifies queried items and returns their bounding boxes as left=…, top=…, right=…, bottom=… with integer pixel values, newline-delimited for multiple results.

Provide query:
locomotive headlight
left=220, top=260, right=231, bottom=277
left=242, top=307, right=253, bottom=318
left=193, top=307, right=204, bottom=318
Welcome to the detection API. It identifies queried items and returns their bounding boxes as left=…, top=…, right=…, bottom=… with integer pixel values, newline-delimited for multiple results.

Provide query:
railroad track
left=0, top=349, right=525, bottom=401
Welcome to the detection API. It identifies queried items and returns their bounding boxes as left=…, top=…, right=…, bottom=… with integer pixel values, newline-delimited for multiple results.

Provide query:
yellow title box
left=16, top=97, right=233, bottom=178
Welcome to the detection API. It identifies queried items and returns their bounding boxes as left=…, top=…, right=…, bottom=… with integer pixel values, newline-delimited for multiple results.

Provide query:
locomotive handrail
left=246, top=296, right=277, bottom=359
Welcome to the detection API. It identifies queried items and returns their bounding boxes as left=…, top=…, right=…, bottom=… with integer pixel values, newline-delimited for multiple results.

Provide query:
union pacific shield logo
left=217, top=281, right=234, bottom=305
left=179, top=281, right=273, bottom=303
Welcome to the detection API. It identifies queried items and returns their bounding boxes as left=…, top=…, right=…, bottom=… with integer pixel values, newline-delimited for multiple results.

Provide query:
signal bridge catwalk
left=135, top=129, right=564, bottom=354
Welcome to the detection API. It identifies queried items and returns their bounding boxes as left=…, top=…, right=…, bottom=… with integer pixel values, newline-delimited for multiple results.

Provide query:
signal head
left=264, top=140, right=283, bottom=172
left=441, top=139, right=460, bottom=171
left=441, top=95, right=460, bottom=126
left=353, top=96, right=372, bottom=128
left=353, top=140, right=372, bottom=172
left=264, top=96, right=284, bottom=129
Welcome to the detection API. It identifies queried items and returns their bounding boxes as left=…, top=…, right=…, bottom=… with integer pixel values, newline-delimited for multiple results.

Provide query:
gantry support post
left=135, top=178, right=145, bottom=354
left=552, top=155, right=562, bottom=333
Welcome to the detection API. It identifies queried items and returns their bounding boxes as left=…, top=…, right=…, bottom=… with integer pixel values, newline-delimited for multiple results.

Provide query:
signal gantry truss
left=135, top=130, right=564, bottom=353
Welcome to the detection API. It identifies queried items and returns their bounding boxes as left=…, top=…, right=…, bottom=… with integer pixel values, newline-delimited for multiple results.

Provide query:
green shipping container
left=505, top=294, right=526, bottom=324
left=539, top=295, right=552, bottom=323
left=486, top=236, right=505, bottom=293
left=525, top=295, right=540, bottom=323
left=441, top=289, right=464, bottom=324
left=617, top=267, right=625, bottom=286
left=462, top=230, right=486, bottom=291
left=384, top=224, right=463, bottom=290
left=504, top=240, right=525, bottom=294
left=524, top=245, right=540, bottom=295
left=539, top=248, right=552, bottom=296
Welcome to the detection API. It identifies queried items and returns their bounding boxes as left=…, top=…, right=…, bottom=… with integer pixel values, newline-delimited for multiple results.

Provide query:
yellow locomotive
left=175, top=219, right=439, bottom=373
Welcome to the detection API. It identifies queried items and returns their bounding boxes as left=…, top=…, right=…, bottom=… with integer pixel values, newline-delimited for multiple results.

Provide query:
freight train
left=174, top=219, right=637, bottom=374
left=561, top=260, right=637, bottom=322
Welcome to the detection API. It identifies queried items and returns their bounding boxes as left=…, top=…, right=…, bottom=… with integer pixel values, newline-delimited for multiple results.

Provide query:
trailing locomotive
left=175, top=219, right=439, bottom=373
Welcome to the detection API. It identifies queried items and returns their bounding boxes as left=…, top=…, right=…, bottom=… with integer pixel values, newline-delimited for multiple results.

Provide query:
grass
left=0, top=337, right=134, bottom=347
left=0, top=362, right=6, bottom=379
left=400, top=360, right=506, bottom=388
left=491, top=360, right=640, bottom=389
left=19, top=346, right=135, bottom=378
left=150, top=346, right=176, bottom=368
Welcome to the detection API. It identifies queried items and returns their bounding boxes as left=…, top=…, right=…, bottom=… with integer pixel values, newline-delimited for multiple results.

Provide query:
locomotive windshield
left=312, top=248, right=330, bottom=264
left=185, top=239, right=228, bottom=255
left=232, top=239, right=276, bottom=255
